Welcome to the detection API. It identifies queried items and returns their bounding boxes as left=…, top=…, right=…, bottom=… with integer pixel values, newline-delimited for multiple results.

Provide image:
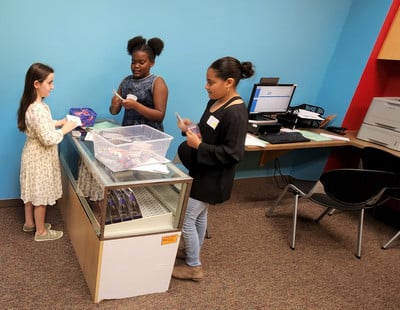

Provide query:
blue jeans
left=182, top=197, right=209, bottom=267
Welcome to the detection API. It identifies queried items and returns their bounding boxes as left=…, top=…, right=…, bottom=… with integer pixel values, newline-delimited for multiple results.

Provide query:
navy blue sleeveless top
left=120, top=74, right=163, bottom=131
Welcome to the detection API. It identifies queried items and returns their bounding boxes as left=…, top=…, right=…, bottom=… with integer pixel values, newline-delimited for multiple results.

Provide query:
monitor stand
left=247, top=121, right=280, bottom=134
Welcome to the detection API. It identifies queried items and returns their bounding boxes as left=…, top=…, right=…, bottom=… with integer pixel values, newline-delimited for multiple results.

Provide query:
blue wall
left=0, top=0, right=391, bottom=199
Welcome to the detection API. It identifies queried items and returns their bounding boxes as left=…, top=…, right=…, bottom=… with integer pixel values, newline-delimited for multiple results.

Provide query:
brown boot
left=172, top=264, right=204, bottom=282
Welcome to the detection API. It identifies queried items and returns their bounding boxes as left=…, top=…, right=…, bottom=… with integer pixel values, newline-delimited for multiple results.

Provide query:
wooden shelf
left=378, top=7, right=400, bottom=60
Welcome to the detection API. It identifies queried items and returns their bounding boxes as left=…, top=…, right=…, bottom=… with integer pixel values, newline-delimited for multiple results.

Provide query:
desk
left=345, top=131, right=400, bottom=157
left=245, top=129, right=400, bottom=166
left=246, top=129, right=350, bottom=166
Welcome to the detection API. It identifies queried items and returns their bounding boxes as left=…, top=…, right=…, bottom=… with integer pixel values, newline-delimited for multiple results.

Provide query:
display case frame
left=58, top=134, right=192, bottom=302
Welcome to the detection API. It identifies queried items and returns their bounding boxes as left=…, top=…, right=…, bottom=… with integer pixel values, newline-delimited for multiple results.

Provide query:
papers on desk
left=297, top=130, right=331, bottom=141
left=245, top=129, right=350, bottom=145
left=245, top=133, right=268, bottom=147
left=294, top=109, right=325, bottom=121
left=297, top=130, right=349, bottom=141
left=319, top=132, right=350, bottom=141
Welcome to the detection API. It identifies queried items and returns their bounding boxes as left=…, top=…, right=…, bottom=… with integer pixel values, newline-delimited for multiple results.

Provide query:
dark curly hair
left=209, top=56, right=255, bottom=87
left=127, top=35, right=164, bottom=62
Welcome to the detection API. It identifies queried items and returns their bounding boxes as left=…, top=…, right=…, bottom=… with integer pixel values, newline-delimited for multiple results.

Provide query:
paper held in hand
left=66, top=114, right=82, bottom=126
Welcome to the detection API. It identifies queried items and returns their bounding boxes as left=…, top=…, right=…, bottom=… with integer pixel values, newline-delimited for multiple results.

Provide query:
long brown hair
left=17, top=63, right=54, bottom=132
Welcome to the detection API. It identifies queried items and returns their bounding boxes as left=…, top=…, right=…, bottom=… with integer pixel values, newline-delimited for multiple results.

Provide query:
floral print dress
left=20, top=101, right=64, bottom=206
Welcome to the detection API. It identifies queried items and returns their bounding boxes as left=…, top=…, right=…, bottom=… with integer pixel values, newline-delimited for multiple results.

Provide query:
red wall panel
left=342, top=0, right=400, bottom=130
left=325, top=0, right=400, bottom=171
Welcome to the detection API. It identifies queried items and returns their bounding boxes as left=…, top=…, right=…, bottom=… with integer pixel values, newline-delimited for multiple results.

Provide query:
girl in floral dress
left=17, top=63, right=78, bottom=241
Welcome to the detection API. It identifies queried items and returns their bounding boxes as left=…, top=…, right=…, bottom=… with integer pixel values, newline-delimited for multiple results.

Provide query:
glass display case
left=58, top=134, right=192, bottom=302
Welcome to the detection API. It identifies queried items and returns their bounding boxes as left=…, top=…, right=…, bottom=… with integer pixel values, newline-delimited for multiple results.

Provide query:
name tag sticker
left=207, top=115, right=219, bottom=129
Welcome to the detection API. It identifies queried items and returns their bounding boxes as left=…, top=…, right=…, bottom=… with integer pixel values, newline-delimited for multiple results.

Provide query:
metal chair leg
left=316, top=208, right=332, bottom=222
left=355, top=209, right=364, bottom=259
left=328, top=209, right=336, bottom=216
left=382, top=230, right=400, bottom=249
left=266, top=184, right=290, bottom=216
left=290, top=194, right=299, bottom=249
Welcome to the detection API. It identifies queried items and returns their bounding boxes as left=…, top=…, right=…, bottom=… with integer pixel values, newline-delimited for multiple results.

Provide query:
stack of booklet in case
left=105, top=188, right=142, bottom=224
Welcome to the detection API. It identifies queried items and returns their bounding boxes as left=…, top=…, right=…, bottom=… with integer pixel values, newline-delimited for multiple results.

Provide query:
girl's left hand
left=121, top=99, right=137, bottom=110
left=186, top=129, right=202, bottom=149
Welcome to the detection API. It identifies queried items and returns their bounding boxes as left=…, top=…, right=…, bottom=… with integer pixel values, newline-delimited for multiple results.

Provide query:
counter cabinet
left=58, top=134, right=192, bottom=302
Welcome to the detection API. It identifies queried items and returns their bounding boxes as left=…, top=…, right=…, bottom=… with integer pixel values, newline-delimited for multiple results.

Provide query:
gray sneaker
left=23, top=223, right=52, bottom=233
left=34, top=229, right=63, bottom=242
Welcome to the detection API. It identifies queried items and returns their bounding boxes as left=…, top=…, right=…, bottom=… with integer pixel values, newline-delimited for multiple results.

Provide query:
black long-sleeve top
left=178, top=96, right=248, bottom=204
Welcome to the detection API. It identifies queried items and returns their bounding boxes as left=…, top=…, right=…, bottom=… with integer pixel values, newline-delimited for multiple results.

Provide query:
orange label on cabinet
left=161, top=234, right=178, bottom=245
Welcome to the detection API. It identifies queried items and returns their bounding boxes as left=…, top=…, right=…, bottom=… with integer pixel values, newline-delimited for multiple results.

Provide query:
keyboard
left=249, top=114, right=275, bottom=121
left=258, top=132, right=311, bottom=144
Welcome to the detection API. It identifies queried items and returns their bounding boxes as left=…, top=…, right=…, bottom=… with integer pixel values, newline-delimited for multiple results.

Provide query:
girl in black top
left=172, top=56, right=255, bottom=281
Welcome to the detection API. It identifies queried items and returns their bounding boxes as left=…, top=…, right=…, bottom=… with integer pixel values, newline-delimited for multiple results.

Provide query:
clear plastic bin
left=92, top=125, right=173, bottom=172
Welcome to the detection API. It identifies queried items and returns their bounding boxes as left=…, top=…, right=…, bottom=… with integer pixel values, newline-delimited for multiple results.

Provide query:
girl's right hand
left=177, top=118, right=192, bottom=132
left=62, top=119, right=79, bottom=134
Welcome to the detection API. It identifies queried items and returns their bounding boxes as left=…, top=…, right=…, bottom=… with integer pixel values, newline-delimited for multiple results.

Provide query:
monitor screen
left=247, top=84, right=297, bottom=115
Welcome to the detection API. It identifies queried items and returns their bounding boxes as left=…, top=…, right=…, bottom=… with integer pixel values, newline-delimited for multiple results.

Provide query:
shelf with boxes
left=58, top=126, right=192, bottom=302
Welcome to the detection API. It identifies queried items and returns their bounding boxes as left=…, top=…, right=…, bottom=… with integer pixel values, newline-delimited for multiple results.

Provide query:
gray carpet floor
left=1, top=177, right=399, bottom=310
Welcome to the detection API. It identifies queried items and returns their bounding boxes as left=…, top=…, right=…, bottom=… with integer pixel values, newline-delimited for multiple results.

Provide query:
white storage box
left=357, top=123, right=400, bottom=151
left=357, top=97, right=400, bottom=151
left=92, top=125, right=173, bottom=172
left=362, top=97, right=400, bottom=131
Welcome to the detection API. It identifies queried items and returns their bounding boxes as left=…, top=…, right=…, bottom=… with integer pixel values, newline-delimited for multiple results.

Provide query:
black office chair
left=361, top=147, right=400, bottom=179
left=267, top=168, right=397, bottom=258
left=360, top=147, right=400, bottom=249
left=379, top=186, right=400, bottom=249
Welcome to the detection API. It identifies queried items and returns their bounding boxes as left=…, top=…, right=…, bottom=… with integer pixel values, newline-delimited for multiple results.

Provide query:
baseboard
left=0, top=199, right=24, bottom=208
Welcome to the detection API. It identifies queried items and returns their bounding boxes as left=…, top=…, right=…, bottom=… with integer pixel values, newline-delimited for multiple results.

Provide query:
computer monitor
left=247, top=84, right=297, bottom=117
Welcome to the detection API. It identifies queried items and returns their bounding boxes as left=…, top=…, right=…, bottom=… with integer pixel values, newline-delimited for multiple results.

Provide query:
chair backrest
left=319, top=169, right=397, bottom=206
left=384, top=187, right=400, bottom=200
left=361, top=147, right=400, bottom=185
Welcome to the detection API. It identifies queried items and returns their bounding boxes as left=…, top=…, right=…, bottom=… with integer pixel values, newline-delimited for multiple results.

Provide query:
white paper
left=131, top=163, right=170, bottom=174
left=66, top=114, right=82, bottom=126
left=245, top=133, right=268, bottom=146
left=295, top=109, right=325, bottom=121
left=320, top=133, right=350, bottom=141
left=84, top=131, right=94, bottom=141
